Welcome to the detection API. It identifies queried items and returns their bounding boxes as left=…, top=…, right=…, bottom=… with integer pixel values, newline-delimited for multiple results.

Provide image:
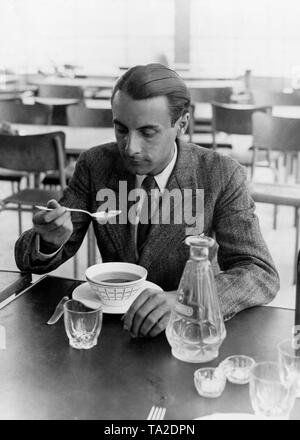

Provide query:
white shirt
left=135, top=143, right=178, bottom=194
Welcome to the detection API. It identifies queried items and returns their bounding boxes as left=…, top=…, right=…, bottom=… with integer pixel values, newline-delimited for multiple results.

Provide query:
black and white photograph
left=0, top=0, right=299, bottom=423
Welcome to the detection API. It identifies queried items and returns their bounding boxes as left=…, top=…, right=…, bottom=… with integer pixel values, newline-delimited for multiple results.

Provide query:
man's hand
left=33, top=199, right=73, bottom=251
left=122, top=288, right=176, bottom=338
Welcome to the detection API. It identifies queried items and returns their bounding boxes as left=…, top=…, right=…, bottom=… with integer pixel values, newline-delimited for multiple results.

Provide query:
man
left=15, top=63, right=279, bottom=338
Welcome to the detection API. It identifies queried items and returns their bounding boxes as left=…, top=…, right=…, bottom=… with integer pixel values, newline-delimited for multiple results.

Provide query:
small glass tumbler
left=220, top=355, right=256, bottom=384
left=194, top=367, right=226, bottom=398
left=63, top=299, right=103, bottom=349
left=278, top=338, right=300, bottom=398
left=249, top=361, right=296, bottom=419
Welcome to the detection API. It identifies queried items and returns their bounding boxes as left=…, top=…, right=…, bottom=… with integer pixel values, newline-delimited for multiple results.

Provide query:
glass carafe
left=165, top=235, right=226, bottom=363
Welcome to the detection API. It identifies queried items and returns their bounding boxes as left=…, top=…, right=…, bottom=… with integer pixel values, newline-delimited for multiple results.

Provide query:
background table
left=23, top=96, right=82, bottom=125
left=11, top=124, right=115, bottom=156
left=272, top=105, right=300, bottom=118
left=194, top=103, right=300, bottom=122
left=29, top=76, right=116, bottom=91
left=0, top=275, right=299, bottom=420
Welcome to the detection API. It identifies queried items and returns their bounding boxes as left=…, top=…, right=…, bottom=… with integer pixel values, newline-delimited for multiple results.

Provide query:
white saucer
left=72, top=280, right=163, bottom=314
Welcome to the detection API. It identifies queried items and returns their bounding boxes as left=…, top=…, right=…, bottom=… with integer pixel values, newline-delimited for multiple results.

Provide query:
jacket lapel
left=102, top=154, right=136, bottom=262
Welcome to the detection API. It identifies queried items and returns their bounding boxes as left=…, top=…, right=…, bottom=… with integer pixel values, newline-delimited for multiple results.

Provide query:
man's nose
left=124, top=133, right=142, bottom=156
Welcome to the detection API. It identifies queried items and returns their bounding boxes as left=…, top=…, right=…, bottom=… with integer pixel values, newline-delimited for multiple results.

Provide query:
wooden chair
left=67, top=104, right=113, bottom=127
left=37, top=84, right=84, bottom=125
left=0, top=132, right=66, bottom=236
left=0, top=101, right=52, bottom=125
left=0, top=101, right=53, bottom=193
left=249, top=182, right=300, bottom=284
left=252, top=112, right=300, bottom=235
left=189, top=86, right=233, bottom=104
left=189, top=87, right=233, bottom=134
left=252, top=112, right=300, bottom=185
left=211, top=103, right=273, bottom=179
left=0, top=131, right=82, bottom=278
left=38, top=84, right=84, bottom=100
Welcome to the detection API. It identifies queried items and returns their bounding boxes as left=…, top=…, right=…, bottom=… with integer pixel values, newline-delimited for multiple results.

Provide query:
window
left=0, top=0, right=174, bottom=73
left=190, top=0, right=300, bottom=78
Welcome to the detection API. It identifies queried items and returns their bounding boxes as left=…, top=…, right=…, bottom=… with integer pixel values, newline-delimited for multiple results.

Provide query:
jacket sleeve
left=212, top=162, right=280, bottom=321
left=14, top=153, right=92, bottom=274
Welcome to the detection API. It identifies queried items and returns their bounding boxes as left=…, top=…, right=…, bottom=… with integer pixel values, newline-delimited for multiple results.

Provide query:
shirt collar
left=136, top=143, right=178, bottom=193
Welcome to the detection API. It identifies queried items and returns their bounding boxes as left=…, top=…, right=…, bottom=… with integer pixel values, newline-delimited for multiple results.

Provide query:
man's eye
left=141, top=130, right=156, bottom=138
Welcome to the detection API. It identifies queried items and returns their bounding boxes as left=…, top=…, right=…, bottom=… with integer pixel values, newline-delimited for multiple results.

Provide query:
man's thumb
left=47, top=199, right=60, bottom=209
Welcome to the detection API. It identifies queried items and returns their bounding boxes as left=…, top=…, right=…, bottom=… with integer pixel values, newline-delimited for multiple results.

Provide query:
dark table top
left=0, top=275, right=299, bottom=420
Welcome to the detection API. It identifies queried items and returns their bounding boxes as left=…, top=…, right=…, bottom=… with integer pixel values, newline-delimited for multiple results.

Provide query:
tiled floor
left=0, top=159, right=298, bottom=310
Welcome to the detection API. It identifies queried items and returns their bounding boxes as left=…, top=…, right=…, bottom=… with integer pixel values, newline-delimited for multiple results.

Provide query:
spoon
left=35, top=205, right=122, bottom=220
left=47, top=296, right=69, bottom=325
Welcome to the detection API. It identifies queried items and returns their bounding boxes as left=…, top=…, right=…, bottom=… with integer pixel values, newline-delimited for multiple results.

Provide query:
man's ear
left=176, top=113, right=190, bottom=137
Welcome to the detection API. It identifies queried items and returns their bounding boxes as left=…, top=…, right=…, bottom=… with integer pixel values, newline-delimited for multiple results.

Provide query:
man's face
left=112, top=91, right=180, bottom=175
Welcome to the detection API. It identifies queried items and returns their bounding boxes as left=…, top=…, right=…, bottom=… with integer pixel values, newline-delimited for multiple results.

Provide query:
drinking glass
left=249, top=361, right=296, bottom=419
left=194, top=367, right=226, bottom=398
left=278, top=338, right=300, bottom=398
left=220, top=355, right=256, bottom=384
left=63, top=299, right=103, bottom=349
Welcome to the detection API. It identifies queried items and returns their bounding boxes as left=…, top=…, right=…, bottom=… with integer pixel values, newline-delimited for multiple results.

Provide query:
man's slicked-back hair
left=111, top=63, right=191, bottom=125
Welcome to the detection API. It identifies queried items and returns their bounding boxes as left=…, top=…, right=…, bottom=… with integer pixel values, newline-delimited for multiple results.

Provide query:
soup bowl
left=85, top=262, right=148, bottom=306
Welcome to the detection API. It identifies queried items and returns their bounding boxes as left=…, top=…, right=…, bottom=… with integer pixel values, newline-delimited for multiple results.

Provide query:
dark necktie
left=137, top=175, right=157, bottom=253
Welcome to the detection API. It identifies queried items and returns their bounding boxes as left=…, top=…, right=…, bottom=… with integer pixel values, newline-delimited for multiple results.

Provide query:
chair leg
left=273, top=205, right=278, bottom=229
left=296, top=152, right=300, bottom=184
left=15, top=180, right=23, bottom=236
left=274, top=157, right=280, bottom=179
left=272, top=160, right=280, bottom=229
left=293, top=208, right=300, bottom=285
left=18, top=206, right=22, bottom=236
left=285, top=154, right=293, bottom=183
left=250, top=147, right=257, bottom=181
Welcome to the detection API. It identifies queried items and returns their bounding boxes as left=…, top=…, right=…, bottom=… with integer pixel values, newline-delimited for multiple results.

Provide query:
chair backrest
left=189, top=87, right=232, bottom=104
left=0, top=131, right=67, bottom=187
left=38, top=84, right=84, bottom=100
left=0, top=101, right=52, bottom=125
left=252, top=112, right=300, bottom=152
left=252, top=90, right=300, bottom=106
left=251, top=112, right=272, bottom=150
left=67, top=104, right=113, bottom=127
left=212, top=102, right=271, bottom=136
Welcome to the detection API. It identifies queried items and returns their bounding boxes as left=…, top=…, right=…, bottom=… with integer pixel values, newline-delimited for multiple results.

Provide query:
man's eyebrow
left=138, top=124, right=160, bottom=130
left=113, top=119, right=127, bottom=127
left=113, top=119, right=160, bottom=130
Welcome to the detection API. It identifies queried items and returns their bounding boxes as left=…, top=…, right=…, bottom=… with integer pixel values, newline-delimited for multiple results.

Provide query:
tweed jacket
left=15, top=140, right=279, bottom=320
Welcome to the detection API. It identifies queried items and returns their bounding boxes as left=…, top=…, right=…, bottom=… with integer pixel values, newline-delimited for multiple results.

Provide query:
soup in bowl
left=85, top=262, right=147, bottom=306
